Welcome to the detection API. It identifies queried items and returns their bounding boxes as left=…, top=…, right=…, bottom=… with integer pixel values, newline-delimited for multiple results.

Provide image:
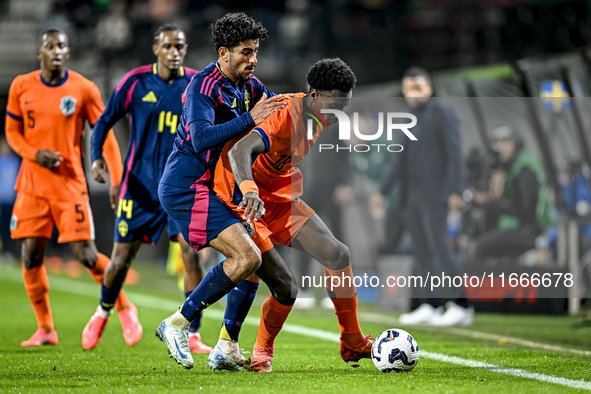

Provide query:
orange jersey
left=5, top=70, right=122, bottom=200
left=214, top=93, right=321, bottom=204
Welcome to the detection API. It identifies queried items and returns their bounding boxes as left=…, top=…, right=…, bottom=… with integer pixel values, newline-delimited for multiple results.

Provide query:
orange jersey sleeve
left=6, top=76, right=38, bottom=161
left=101, top=131, right=122, bottom=186
left=84, top=82, right=123, bottom=186
left=212, top=132, right=247, bottom=205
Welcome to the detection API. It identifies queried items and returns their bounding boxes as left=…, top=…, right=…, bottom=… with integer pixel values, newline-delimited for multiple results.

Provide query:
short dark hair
left=153, top=23, right=183, bottom=45
left=307, top=58, right=357, bottom=93
left=402, top=66, right=431, bottom=83
left=39, top=27, right=67, bottom=47
left=211, top=12, right=268, bottom=51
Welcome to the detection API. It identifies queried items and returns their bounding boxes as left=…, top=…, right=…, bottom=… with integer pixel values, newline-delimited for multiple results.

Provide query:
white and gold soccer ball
left=371, top=328, right=419, bottom=373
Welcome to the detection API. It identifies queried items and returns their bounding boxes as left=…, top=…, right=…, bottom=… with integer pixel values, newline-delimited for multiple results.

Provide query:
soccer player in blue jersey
left=82, top=24, right=212, bottom=353
left=155, top=12, right=286, bottom=370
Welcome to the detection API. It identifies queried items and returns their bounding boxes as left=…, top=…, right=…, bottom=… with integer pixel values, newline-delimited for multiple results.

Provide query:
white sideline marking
left=359, top=312, right=591, bottom=357
left=2, top=269, right=591, bottom=391
left=447, top=327, right=591, bottom=356
left=421, top=353, right=591, bottom=391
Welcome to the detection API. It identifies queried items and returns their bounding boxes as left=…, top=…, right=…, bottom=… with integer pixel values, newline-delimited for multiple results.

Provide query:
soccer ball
left=371, top=328, right=419, bottom=373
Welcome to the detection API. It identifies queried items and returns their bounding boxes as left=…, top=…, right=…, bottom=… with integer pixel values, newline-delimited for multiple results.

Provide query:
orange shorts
left=227, top=198, right=315, bottom=253
left=10, top=191, right=95, bottom=243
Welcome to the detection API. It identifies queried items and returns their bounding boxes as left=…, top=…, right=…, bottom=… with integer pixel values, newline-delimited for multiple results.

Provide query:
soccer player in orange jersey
left=212, top=58, right=373, bottom=372
left=5, top=28, right=138, bottom=347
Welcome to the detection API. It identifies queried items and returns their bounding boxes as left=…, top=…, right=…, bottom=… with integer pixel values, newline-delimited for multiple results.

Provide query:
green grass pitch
left=1, top=261, right=590, bottom=393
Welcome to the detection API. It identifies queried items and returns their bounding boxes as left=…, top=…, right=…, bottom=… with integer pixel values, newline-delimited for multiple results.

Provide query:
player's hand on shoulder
left=238, top=191, right=265, bottom=223
left=250, top=93, right=287, bottom=125
left=91, top=159, right=108, bottom=183
left=35, top=150, right=63, bottom=169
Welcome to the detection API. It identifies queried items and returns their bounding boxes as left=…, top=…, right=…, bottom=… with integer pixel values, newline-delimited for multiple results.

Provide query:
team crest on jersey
left=60, top=96, right=77, bottom=116
left=118, top=220, right=128, bottom=237
left=244, top=91, right=251, bottom=110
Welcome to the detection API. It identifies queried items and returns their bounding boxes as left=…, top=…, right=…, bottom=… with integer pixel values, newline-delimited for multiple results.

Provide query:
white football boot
left=208, top=339, right=250, bottom=371
left=155, top=315, right=194, bottom=369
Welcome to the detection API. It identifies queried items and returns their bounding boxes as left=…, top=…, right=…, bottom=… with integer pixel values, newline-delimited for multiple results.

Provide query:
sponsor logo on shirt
left=142, top=91, right=158, bottom=103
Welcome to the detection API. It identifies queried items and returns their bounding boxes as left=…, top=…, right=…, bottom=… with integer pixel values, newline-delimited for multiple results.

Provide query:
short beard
left=229, top=59, right=252, bottom=83
left=233, top=69, right=252, bottom=83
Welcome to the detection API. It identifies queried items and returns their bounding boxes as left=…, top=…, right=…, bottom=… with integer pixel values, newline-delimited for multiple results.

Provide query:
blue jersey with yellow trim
left=160, top=61, right=274, bottom=189
left=91, top=63, right=197, bottom=204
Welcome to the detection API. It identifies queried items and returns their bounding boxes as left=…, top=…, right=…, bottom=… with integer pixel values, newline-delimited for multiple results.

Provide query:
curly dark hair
left=307, top=58, right=357, bottom=93
left=152, top=23, right=183, bottom=45
left=211, top=12, right=268, bottom=51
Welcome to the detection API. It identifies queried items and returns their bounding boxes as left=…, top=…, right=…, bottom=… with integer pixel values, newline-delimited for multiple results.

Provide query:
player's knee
left=109, top=253, right=133, bottom=273
left=71, top=242, right=99, bottom=269
left=323, top=240, right=350, bottom=270
left=269, top=275, right=298, bottom=306
left=240, top=247, right=262, bottom=273
left=22, top=249, right=44, bottom=270
left=181, top=248, right=201, bottom=273
left=279, top=279, right=298, bottom=306
left=77, top=253, right=97, bottom=269
left=183, top=256, right=201, bottom=274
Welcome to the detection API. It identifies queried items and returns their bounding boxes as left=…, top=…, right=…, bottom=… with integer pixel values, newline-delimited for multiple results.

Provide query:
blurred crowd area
left=3, top=0, right=591, bottom=91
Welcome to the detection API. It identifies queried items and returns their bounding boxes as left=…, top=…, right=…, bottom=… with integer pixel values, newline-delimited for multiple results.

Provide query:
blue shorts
left=158, top=182, right=240, bottom=251
left=113, top=190, right=182, bottom=244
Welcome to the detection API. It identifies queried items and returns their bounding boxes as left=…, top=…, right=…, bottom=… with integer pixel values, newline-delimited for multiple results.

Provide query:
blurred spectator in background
left=0, top=135, right=20, bottom=260
left=560, top=161, right=591, bottom=255
left=543, top=161, right=591, bottom=271
left=468, top=125, right=554, bottom=262
left=370, top=67, right=472, bottom=327
left=456, top=147, right=498, bottom=257
left=95, top=0, right=133, bottom=67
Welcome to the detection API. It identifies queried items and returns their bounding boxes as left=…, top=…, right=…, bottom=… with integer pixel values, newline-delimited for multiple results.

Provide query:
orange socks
left=324, top=265, right=364, bottom=348
left=22, top=264, right=54, bottom=332
left=256, top=294, right=293, bottom=349
left=86, top=253, right=131, bottom=312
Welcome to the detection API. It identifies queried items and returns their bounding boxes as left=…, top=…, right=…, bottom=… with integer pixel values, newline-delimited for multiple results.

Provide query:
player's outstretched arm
left=91, top=130, right=122, bottom=210
left=101, top=130, right=123, bottom=187
left=188, top=92, right=282, bottom=153
left=229, top=132, right=267, bottom=223
left=91, top=158, right=119, bottom=210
